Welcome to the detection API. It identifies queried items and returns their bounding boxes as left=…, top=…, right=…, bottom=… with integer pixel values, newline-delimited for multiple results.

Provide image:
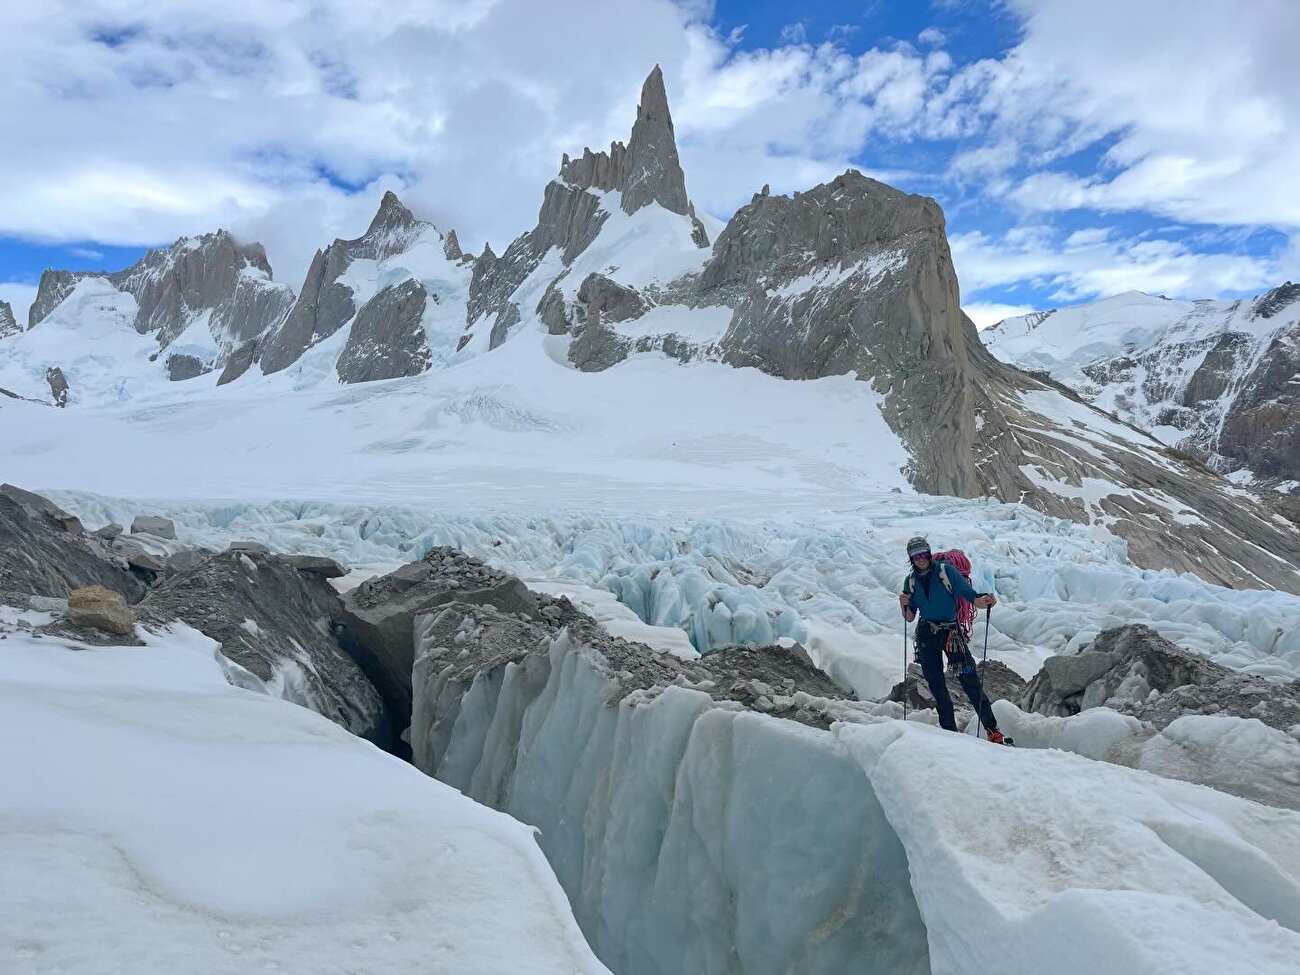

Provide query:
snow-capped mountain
left=3, top=67, right=1299, bottom=598
left=984, top=285, right=1300, bottom=490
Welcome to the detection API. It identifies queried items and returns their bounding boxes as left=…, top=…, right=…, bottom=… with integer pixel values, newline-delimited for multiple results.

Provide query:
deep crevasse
left=411, top=627, right=931, bottom=975
left=412, top=624, right=1300, bottom=975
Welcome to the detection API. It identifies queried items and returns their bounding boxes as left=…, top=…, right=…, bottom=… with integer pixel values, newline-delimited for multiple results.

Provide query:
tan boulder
left=67, top=585, right=134, bottom=636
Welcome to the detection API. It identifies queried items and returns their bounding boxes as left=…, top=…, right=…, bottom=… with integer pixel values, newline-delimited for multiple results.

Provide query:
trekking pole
left=976, top=606, right=992, bottom=739
left=901, top=615, right=909, bottom=722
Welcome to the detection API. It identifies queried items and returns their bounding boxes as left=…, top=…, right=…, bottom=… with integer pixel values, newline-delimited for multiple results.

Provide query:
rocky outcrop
left=260, top=191, right=432, bottom=374
left=337, top=547, right=539, bottom=735
left=139, top=551, right=392, bottom=746
left=335, top=279, right=432, bottom=383
left=67, top=584, right=135, bottom=635
left=1020, top=624, right=1300, bottom=733
left=0, top=300, right=17, bottom=338
left=0, top=487, right=146, bottom=605
left=1217, top=323, right=1300, bottom=479
left=45, top=366, right=69, bottom=406
left=166, top=353, right=207, bottom=381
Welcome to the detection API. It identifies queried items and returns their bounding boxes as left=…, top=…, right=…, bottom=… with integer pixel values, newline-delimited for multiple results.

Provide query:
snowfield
left=0, top=609, right=609, bottom=975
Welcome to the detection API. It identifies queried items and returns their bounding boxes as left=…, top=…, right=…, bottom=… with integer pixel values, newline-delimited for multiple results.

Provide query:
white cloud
left=971, top=0, right=1300, bottom=229
left=963, top=301, right=1036, bottom=329
left=917, top=27, right=947, bottom=46
left=951, top=226, right=1281, bottom=303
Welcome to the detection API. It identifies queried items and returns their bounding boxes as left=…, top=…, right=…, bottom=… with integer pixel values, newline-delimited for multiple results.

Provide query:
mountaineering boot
left=986, top=729, right=1013, bottom=746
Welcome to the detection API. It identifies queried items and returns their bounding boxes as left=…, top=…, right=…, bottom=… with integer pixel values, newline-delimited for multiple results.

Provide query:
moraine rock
left=336, top=278, right=432, bottom=383
left=0, top=489, right=147, bottom=605
left=66, top=584, right=135, bottom=635
left=1, top=483, right=83, bottom=535
left=226, top=540, right=270, bottom=554
left=260, top=191, right=432, bottom=374
left=139, top=551, right=393, bottom=746
left=93, top=522, right=123, bottom=541
left=131, top=514, right=176, bottom=539
left=0, top=300, right=18, bottom=339
left=282, top=554, right=348, bottom=578
left=1019, top=624, right=1300, bottom=733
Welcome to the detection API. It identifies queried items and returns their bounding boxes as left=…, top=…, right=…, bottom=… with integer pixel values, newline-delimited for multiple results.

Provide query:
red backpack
left=934, top=550, right=976, bottom=637
left=907, top=549, right=977, bottom=637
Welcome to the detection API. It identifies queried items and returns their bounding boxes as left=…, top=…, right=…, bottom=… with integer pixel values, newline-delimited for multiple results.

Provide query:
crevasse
left=410, top=625, right=931, bottom=975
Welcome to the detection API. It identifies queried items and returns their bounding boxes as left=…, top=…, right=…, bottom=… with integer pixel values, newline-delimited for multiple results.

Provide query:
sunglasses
left=910, top=552, right=932, bottom=563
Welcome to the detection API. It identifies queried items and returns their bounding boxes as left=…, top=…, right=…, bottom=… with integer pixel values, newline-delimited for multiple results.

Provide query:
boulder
left=139, top=551, right=392, bottom=748
left=93, top=522, right=124, bottom=541
left=67, top=585, right=135, bottom=635
left=113, top=539, right=168, bottom=575
left=131, top=515, right=176, bottom=539
left=45, top=366, right=69, bottom=407
left=338, top=546, right=539, bottom=727
left=282, top=554, right=348, bottom=578
left=1019, top=624, right=1300, bottom=733
left=166, top=549, right=212, bottom=572
left=227, top=540, right=270, bottom=554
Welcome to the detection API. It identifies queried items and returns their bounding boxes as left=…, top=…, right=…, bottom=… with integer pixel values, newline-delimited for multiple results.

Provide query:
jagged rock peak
left=443, top=229, right=464, bottom=261
left=619, top=64, right=690, bottom=216
left=553, top=66, right=690, bottom=218
left=0, top=300, right=17, bottom=338
left=365, top=190, right=420, bottom=237
left=1255, top=281, right=1300, bottom=319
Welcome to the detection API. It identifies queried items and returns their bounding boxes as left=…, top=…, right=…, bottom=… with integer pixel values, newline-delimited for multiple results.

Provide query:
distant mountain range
left=984, top=286, right=1300, bottom=491
left=2, top=66, right=1298, bottom=594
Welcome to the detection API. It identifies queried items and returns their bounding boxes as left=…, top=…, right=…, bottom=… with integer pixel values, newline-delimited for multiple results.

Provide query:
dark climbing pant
left=916, top=622, right=999, bottom=733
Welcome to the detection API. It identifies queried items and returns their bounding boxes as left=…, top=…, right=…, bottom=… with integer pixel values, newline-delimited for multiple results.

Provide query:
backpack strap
left=936, top=561, right=955, bottom=596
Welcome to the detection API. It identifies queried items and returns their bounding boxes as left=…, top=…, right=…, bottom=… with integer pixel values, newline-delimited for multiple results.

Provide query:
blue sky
left=1, top=0, right=1296, bottom=327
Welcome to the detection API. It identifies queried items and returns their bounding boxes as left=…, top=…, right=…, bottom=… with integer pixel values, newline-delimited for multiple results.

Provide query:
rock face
left=461, top=66, right=708, bottom=352
left=139, top=551, right=392, bottom=746
left=335, top=278, right=431, bottom=383
left=984, top=286, right=1300, bottom=487
left=0, top=300, right=17, bottom=339
left=28, top=270, right=102, bottom=328
left=260, top=192, right=432, bottom=374
left=1020, top=624, right=1300, bottom=733
left=0, top=488, right=146, bottom=605
left=66, top=584, right=135, bottom=635
left=45, top=366, right=69, bottom=406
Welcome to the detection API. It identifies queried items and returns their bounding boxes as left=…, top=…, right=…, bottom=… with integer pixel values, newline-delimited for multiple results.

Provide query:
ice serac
left=0, top=301, right=18, bottom=339
left=335, top=278, right=432, bottom=383
left=411, top=609, right=931, bottom=975
left=260, top=191, right=430, bottom=374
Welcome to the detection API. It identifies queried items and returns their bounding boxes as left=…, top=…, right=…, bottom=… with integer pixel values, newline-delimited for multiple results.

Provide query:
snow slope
left=0, top=607, right=608, bottom=975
